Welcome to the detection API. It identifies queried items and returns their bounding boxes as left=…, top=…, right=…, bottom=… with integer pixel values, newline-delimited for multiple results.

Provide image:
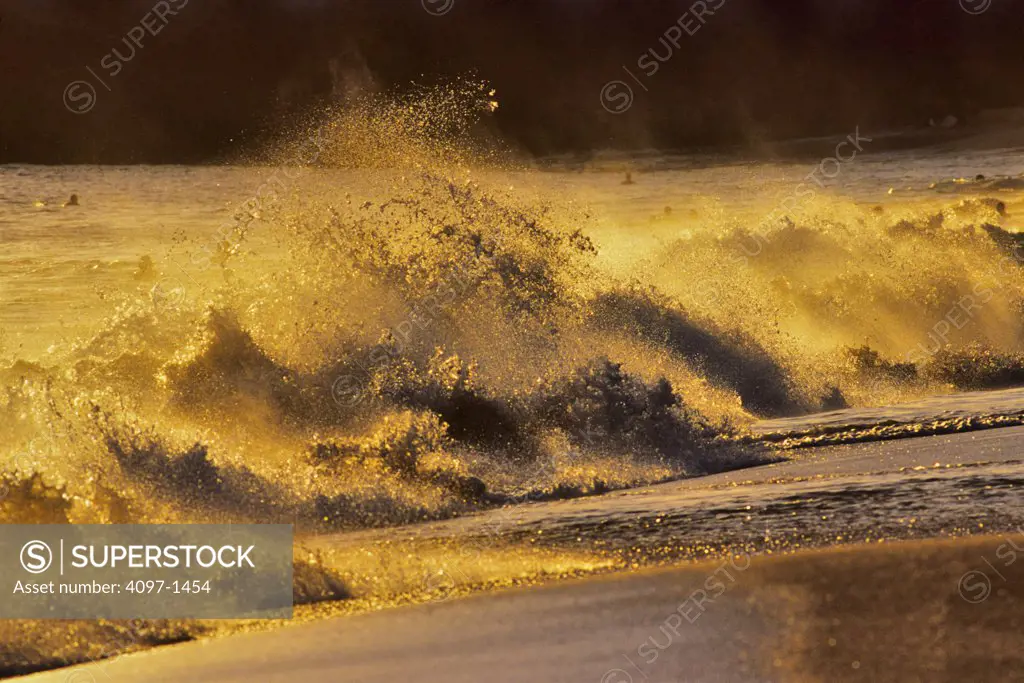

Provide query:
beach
left=3, top=104, right=1024, bottom=677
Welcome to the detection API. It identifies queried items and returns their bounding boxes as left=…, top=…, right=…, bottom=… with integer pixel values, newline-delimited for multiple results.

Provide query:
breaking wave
left=3, top=82, right=1024, bottom=532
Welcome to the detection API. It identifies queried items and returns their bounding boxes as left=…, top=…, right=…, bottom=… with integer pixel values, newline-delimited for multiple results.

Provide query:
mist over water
left=2, top=84, right=1024, bottom=533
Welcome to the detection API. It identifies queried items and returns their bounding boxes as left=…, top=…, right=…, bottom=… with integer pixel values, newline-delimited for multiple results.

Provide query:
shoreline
left=7, top=418, right=1024, bottom=679
left=16, top=533, right=1024, bottom=682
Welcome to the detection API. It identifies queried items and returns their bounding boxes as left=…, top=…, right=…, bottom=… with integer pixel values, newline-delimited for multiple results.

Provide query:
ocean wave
left=2, top=83, right=1024, bottom=534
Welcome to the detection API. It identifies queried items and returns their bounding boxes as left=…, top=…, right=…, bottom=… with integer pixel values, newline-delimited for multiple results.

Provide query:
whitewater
left=2, top=86, right=1024, bottom=677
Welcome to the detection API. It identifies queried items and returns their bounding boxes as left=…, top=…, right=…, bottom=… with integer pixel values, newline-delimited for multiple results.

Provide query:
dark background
left=2, top=0, right=1023, bottom=163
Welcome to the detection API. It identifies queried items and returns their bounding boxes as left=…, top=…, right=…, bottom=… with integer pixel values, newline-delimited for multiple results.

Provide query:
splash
left=2, top=81, right=1024, bottom=538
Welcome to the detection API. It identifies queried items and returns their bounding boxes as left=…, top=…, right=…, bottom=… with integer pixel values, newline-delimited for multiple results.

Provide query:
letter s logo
left=20, top=541, right=53, bottom=574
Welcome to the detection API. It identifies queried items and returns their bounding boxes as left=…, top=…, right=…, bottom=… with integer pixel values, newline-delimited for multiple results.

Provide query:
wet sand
left=15, top=420, right=1024, bottom=682
left=19, top=534, right=1024, bottom=683
left=750, top=535, right=1024, bottom=682
left=313, top=423, right=1024, bottom=566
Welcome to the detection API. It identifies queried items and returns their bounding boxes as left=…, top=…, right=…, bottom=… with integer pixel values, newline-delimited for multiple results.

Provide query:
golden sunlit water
left=3, top=83, right=1024, bottom=676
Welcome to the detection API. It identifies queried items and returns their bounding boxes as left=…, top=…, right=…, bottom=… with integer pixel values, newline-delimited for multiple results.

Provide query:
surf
left=1, top=81, right=1023, bottom=535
